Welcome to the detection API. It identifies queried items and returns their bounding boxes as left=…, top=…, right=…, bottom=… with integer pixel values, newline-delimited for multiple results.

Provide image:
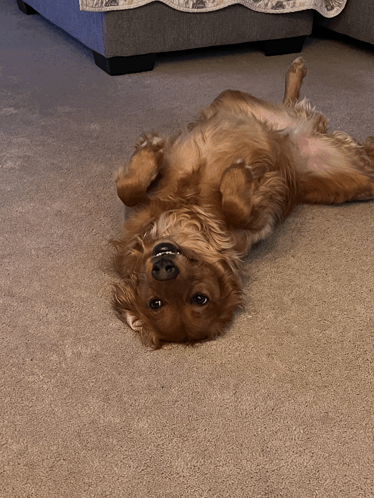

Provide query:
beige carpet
left=1, top=1, right=374, bottom=496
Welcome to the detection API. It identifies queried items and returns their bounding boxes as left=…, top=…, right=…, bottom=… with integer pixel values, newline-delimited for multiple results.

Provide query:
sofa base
left=17, top=0, right=38, bottom=15
left=264, top=35, right=306, bottom=56
left=92, top=51, right=156, bottom=76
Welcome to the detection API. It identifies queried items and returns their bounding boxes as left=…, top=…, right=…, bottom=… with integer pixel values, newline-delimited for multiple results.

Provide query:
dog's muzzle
left=151, top=242, right=180, bottom=281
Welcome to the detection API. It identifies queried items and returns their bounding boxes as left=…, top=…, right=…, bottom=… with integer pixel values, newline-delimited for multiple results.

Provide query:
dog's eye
left=149, top=299, right=163, bottom=310
left=191, top=294, right=209, bottom=306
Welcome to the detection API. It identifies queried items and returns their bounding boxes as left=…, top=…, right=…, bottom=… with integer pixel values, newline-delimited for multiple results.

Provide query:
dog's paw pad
left=228, top=160, right=268, bottom=181
left=231, top=160, right=268, bottom=180
left=232, top=159, right=248, bottom=167
left=245, top=163, right=269, bottom=179
left=150, top=136, right=164, bottom=147
left=289, top=57, right=307, bottom=78
left=136, top=133, right=165, bottom=152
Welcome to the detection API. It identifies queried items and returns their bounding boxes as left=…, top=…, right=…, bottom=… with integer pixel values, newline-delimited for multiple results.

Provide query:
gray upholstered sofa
left=16, top=0, right=374, bottom=76
left=16, top=0, right=314, bottom=75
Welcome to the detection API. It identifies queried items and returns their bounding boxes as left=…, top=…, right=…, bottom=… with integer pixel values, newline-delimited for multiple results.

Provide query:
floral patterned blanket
left=79, top=0, right=346, bottom=17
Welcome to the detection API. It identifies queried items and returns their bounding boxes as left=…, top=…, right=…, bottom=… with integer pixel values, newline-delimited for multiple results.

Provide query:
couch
left=16, top=0, right=314, bottom=75
left=16, top=0, right=373, bottom=76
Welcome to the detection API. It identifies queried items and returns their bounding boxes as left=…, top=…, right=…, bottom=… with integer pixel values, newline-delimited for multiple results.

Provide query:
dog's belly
left=167, top=103, right=345, bottom=190
left=293, top=132, right=363, bottom=177
left=243, top=102, right=350, bottom=177
left=296, top=134, right=332, bottom=173
left=249, top=106, right=296, bottom=131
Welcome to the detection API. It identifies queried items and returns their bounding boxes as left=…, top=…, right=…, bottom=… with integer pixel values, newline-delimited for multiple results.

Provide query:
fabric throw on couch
left=79, top=0, right=346, bottom=16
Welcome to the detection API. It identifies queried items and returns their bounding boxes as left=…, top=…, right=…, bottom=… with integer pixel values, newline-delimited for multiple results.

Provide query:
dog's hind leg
left=283, top=57, right=307, bottom=106
left=299, top=134, right=374, bottom=204
left=116, top=134, right=165, bottom=207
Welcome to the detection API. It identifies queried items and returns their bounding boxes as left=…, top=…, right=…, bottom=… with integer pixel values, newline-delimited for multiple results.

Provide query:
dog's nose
left=152, top=258, right=180, bottom=281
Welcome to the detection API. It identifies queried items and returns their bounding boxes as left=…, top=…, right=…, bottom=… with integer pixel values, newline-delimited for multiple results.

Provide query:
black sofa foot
left=17, top=0, right=38, bottom=15
left=264, top=35, right=306, bottom=56
left=92, top=51, right=156, bottom=75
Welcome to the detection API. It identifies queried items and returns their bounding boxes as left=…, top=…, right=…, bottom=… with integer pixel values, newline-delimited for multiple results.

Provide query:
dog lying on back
left=113, top=58, right=374, bottom=348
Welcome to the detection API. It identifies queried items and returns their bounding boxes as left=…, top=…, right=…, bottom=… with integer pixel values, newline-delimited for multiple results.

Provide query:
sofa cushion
left=316, top=0, right=374, bottom=46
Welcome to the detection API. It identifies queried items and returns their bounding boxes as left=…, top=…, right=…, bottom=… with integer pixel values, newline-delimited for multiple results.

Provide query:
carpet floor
left=1, top=1, right=374, bottom=497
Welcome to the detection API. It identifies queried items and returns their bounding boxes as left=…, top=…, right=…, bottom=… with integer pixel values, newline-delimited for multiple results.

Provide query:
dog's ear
left=112, top=282, right=163, bottom=349
left=112, top=282, right=144, bottom=330
left=112, top=282, right=139, bottom=323
left=220, top=161, right=268, bottom=227
left=116, top=133, right=165, bottom=207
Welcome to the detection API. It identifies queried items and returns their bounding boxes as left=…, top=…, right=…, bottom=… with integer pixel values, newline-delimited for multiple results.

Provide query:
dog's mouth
left=150, top=241, right=200, bottom=267
left=152, top=242, right=181, bottom=259
left=150, top=242, right=181, bottom=281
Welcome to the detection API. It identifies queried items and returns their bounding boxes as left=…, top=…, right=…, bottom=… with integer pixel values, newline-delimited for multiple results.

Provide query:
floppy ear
left=112, top=282, right=143, bottom=331
left=112, top=282, right=163, bottom=349
left=116, top=133, right=165, bottom=207
left=112, top=238, right=143, bottom=322
left=220, top=160, right=268, bottom=227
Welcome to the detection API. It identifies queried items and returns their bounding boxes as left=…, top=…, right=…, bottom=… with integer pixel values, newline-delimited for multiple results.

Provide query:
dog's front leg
left=116, top=133, right=165, bottom=207
left=219, top=160, right=264, bottom=227
left=220, top=160, right=288, bottom=232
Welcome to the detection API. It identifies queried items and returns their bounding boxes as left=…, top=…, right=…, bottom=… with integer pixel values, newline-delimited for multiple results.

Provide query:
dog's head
left=113, top=238, right=243, bottom=349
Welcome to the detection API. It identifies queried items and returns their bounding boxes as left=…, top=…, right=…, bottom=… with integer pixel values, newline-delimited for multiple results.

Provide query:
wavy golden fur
left=113, top=58, right=374, bottom=348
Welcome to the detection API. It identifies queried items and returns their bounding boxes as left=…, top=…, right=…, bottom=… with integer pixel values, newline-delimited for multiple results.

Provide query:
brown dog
left=113, top=58, right=374, bottom=348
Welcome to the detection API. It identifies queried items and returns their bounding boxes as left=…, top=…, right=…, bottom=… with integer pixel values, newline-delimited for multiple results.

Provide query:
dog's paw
left=232, top=159, right=268, bottom=180
left=117, top=133, right=166, bottom=207
left=287, top=57, right=307, bottom=79
left=135, top=133, right=165, bottom=153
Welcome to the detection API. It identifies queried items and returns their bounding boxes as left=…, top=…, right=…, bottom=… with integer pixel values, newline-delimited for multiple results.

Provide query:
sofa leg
left=17, top=0, right=38, bottom=15
left=264, top=35, right=306, bottom=56
left=92, top=51, right=156, bottom=75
